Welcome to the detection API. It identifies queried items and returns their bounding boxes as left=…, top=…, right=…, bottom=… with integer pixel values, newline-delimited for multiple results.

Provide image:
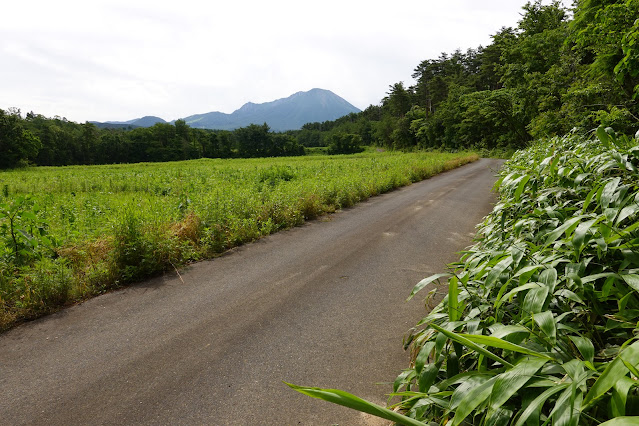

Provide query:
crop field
left=0, top=151, right=478, bottom=329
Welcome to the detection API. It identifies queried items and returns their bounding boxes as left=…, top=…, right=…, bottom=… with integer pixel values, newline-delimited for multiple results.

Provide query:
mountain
left=91, top=89, right=360, bottom=131
left=91, top=116, right=166, bottom=129
left=180, top=88, right=361, bottom=131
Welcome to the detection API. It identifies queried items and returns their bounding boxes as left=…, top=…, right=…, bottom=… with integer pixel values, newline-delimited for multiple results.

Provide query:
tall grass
left=0, top=151, right=477, bottom=330
left=291, top=128, right=639, bottom=425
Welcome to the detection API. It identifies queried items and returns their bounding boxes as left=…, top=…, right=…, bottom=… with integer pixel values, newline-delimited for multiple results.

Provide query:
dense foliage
left=294, top=0, right=639, bottom=153
left=390, top=128, right=639, bottom=425
left=0, top=110, right=304, bottom=168
left=292, top=128, right=639, bottom=425
left=0, top=151, right=476, bottom=329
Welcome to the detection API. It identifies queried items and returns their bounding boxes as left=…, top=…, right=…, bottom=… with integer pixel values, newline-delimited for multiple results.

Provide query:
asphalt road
left=0, top=158, right=503, bottom=425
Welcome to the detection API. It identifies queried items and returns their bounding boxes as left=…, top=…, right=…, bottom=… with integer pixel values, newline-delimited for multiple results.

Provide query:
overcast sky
left=1, top=1, right=563, bottom=123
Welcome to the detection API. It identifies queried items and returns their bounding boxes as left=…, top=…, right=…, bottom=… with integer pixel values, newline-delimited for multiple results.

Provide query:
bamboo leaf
left=448, top=275, right=460, bottom=322
left=430, top=324, right=514, bottom=368
left=611, top=377, right=637, bottom=417
left=572, top=217, right=600, bottom=255
left=600, top=177, right=621, bottom=209
left=460, top=334, right=554, bottom=360
left=495, top=282, right=542, bottom=309
left=514, top=174, right=531, bottom=202
left=597, top=126, right=611, bottom=148
left=568, top=335, right=594, bottom=365
left=621, top=274, right=639, bottom=293
left=513, top=383, right=570, bottom=426
left=599, top=417, right=639, bottom=426
left=451, top=376, right=498, bottom=426
left=485, top=255, right=514, bottom=289
left=522, top=285, right=549, bottom=314
left=285, top=383, right=427, bottom=426
left=408, top=273, right=451, bottom=300
left=489, top=357, right=548, bottom=411
left=544, top=216, right=584, bottom=246
left=583, top=340, right=639, bottom=408
left=533, top=311, right=556, bottom=344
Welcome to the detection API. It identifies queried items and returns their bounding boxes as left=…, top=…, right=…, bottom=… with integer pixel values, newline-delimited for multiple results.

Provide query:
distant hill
left=91, top=89, right=360, bottom=132
left=91, top=116, right=166, bottom=129
left=180, top=88, right=361, bottom=131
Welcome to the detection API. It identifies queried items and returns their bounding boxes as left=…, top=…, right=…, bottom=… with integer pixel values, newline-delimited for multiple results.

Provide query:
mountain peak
left=92, top=89, right=360, bottom=131
left=182, top=89, right=360, bottom=131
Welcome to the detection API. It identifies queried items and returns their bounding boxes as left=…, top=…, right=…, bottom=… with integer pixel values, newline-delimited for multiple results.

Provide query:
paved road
left=0, top=159, right=503, bottom=425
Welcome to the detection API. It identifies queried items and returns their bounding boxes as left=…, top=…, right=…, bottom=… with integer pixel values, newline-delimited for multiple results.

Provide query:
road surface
left=0, top=158, right=503, bottom=425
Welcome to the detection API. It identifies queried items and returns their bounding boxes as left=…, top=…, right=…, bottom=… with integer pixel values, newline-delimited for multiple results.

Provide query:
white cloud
left=1, top=0, right=565, bottom=122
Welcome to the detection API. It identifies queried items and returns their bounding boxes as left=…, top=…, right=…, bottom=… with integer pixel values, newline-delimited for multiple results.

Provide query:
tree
left=235, top=123, right=272, bottom=157
left=327, top=133, right=364, bottom=155
left=0, top=108, right=42, bottom=168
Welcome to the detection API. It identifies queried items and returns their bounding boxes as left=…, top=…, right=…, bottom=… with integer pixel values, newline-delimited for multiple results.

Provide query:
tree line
left=0, top=112, right=305, bottom=168
left=2, top=0, right=637, bottom=168
left=300, top=0, right=638, bottom=151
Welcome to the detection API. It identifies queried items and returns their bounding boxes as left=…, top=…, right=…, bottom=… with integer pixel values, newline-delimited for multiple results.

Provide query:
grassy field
left=0, top=151, right=478, bottom=329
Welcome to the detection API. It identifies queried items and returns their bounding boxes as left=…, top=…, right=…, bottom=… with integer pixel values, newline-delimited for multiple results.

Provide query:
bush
left=392, top=128, right=639, bottom=424
left=291, top=128, right=639, bottom=425
left=327, top=133, right=364, bottom=155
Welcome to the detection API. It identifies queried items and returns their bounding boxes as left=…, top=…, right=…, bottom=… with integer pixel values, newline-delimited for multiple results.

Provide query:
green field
left=0, top=151, right=477, bottom=329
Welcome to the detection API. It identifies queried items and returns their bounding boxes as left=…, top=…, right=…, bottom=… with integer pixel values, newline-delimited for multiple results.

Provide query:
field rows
left=0, top=151, right=478, bottom=329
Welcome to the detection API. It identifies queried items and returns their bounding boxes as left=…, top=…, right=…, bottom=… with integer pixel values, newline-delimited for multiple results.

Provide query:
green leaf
left=544, top=216, right=584, bottom=246
left=583, top=340, right=639, bottom=408
left=485, top=255, right=514, bottom=289
left=415, top=342, right=436, bottom=375
left=451, top=376, right=498, bottom=426
left=495, top=282, right=542, bottom=309
left=514, top=174, right=531, bottom=202
left=597, top=126, right=611, bottom=148
left=448, top=275, right=460, bottom=322
left=600, top=177, right=621, bottom=209
left=572, top=217, right=600, bottom=256
left=460, top=334, right=554, bottom=361
left=568, top=336, right=594, bottom=365
left=533, top=311, right=556, bottom=344
left=513, top=383, right=570, bottom=426
left=489, top=357, right=548, bottom=411
left=522, top=285, right=549, bottom=314
left=408, top=273, right=451, bottom=300
left=611, top=377, right=637, bottom=417
left=285, top=383, right=427, bottom=426
left=621, top=274, right=639, bottom=293
left=599, top=417, right=639, bottom=426
left=430, top=324, right=514, bottom=368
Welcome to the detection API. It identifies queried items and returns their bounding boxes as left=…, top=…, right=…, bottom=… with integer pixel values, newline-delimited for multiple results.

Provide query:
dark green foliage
left=290, top=0, right=639, bottom=154
left=0, top=195, right=56, bottom=265
left=0, top=111, right=308, bottom=169
left=295, top=129, right=639, bottom=424
left=327, top=133, right=364, bottom=155
left=391, top=128, right=639, bottom=424
left=0, top=109, right=41, bottom=168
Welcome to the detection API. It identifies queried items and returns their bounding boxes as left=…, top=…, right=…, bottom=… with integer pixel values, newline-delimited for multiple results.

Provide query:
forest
left=1, top=0, right=637, bottom=169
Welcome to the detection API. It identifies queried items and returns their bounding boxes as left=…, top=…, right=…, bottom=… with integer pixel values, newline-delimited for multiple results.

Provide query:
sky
left=1, top=0, right=564, bottom=123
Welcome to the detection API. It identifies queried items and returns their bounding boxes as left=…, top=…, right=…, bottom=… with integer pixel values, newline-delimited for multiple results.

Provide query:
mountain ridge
left=92, top=89, right=360, bottom=131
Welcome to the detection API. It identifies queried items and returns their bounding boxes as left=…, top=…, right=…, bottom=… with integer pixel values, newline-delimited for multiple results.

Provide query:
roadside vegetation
left=291, top=128, right=639, bottom=424
left=0, top=151, right=477, bottom=330
left=290, top=2, right=639, bottom=423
